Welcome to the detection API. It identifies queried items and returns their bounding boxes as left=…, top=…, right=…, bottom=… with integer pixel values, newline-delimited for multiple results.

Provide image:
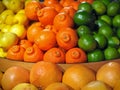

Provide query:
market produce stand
left=0, top=58, right=120, bottom=72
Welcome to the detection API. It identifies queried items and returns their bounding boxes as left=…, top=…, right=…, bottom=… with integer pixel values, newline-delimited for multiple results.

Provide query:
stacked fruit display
left=0, top=61, right=120, bottom=90
left=0, top=0, right=120, bottom=63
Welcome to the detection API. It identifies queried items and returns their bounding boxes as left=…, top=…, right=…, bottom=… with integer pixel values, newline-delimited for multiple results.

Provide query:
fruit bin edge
left=0, top=58, right=120, bottom=72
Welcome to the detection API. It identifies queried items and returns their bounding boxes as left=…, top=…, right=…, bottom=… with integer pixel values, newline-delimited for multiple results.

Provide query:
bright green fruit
left=73, top=11, right=93, bottom=26
left=92, top=1, right=106, bottom=15
left=94, top=33, right=107, bottom=49
left=116, top=28, right=120, bottom=39
left=95, top=19, right=109, bottom=28
left=88, top=49, right=104, bottom=62
left=108, top=36, right=120, bottom=48
left=78, top=2, right=93, bottom=13
left=76, top=25, right=92, bottom=37
left=98, top=25, right=114, bottom=39
left=99, top=15, right=112, bottom=25
left=112, top=15, right=120, bottom=28
left=104, top=47, right=120, bottom=60
left=107, top=1, right=120, bottom=16
left=78, top=34, right=97, bottom=52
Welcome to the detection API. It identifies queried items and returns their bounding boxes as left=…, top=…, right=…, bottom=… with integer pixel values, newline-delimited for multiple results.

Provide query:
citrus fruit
left=92, top=1, right=106, bottom=15
left=108, top=36, right=120, bottom=48
left=93, top=33, right=107, bottom=49
left=62, top=64, right=96, bottom=90
left=99, top=15, right=112, bottom=25
left=76, top=25, right=92, bottom=37
left=78, top=34, right=97, bottom=52
left=98, top=25, right=114, bottom=39
left=96, top=62, right=120, bottom=88
left=107, top=1, right=120, bottom=16
left=81, top=80, right=112, bottom=90
left=112, top=14, right=120, bottom=28
left=87, top=49, right=105, bottom=62
left=78, top=2, right=93, bottom=13
left=73, top=10, right=93, bottom=26
left=30, top=61, right=63, bottom=89
left=45, top=82, right=73, bottom=90
left=104, top=47, right=120, bottom=60
left=1, top=66, right=30, bottom=90
left=65, top=47, right=87, bottom=63
left=116, top=27, right=120, bottom=39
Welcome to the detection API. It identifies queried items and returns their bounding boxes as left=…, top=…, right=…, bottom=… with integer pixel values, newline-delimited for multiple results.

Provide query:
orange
left=25, top=0, right=43, bottom=21
left=44, top=0, right=59, bottom=6
left=24, top=44, right=44, bottom=63
left=43, top=47, right=65, bottom=64
left=30, top=61, right=63, bottom=89
left=37, top=6, right=58, bottom=26
left=60, top=0, right=75, bottom=7
left=96, top=62, right=120, bottom=88
left=56, top=27, right=78, bottom=50
left=19, top=39, right=33, bottom=49
left=27, top=22, right=44, bottom=43
left=51, top=3, right=63, bottom=12
left=62, top=64, right=96, bottom=90
left=45, top=82, right=73, bottom=90
left=53, top=12, right=74, bottom=30
left=70, top=1, right=80, bottom=10
left=60, top=6, right=76, bottom=18
left=34, top=30, right=57, bottom=51
left=6, top=45, right=25, bottom=61
left=65, top=47, right=87, bottom=64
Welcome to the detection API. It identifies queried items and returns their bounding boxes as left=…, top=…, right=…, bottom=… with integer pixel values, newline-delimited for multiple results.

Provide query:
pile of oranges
left=6, top=0, right=94, bottom=64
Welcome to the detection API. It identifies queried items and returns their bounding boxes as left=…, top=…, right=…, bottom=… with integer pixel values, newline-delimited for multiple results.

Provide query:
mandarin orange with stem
left=56, top=27, right=78, bottom=50
left=34, top=30, right=57, bottom=51
left=25, top=0, right=43, bottom=21
left=37, top=6, right=58, bottom=26
left=43, top=47, right=65, bottom=64
left=24, top=44, right=44, bottom=63
left=65, top=47, right=87, bottom=64
left=53, top=12, right=74, bottom=30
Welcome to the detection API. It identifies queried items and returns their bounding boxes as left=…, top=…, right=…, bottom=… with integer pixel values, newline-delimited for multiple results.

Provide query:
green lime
left=98, top=0, right=111, bottom=6
left=116, top=28, right=120, bottom=39
left=88, top=49, right=105, bottom=62
left=99, top=15, right=112, bottom=25
left=112, top=15, right=120, bottom=28
left=94, top=33, right=107, bottom=49
left=76, top=25, right=92, bottom=37
left=95, top=19, right=110, bottom=27
left=107, top=1, right=120, bottom=16
left=108, top=36, right=120, bottom=48
left=78, top=34, right=97, bottom=52
left=104, top=47, right=120, bottom=60
left=73, top=11, right=93, bottom=26
left=78, top=2, right=93, bottom=13
left=98, top=25, right=114, bottom=39
left=92, top=1, right=106, bottom=15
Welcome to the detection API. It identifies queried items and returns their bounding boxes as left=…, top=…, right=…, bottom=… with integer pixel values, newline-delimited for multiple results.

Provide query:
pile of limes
left=73, top=0, right=120, bottom=62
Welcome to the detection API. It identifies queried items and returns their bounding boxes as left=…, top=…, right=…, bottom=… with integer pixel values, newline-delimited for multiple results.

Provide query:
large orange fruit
left=62, top=64, right=96, bottom=90
left=30, top=61, right=63, bottom=89
left=96, top=62, right=120, bottom=88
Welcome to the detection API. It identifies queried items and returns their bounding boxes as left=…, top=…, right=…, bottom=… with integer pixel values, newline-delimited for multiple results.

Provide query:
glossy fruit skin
left=96, top=62, right=120, bottom=88
left=73, top=11, right=93, bottom=26
left=87, top=49, right=105, bottom=62
left=1, top=66, right=30, bottom=90
left=78, top=34, right=97, bottom=52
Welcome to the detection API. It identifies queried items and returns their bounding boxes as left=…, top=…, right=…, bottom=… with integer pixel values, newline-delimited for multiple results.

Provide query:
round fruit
left=62, top=64, right=96, bottom=90
left=78, top=34, right=97, bottom=52
left=112, top=15, right=120, bottom=28
left=30, top=61, right=63, bottom=89
left=96, top=62, right=120, bottom=88
left=1, top=66, right=30, bottom=90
